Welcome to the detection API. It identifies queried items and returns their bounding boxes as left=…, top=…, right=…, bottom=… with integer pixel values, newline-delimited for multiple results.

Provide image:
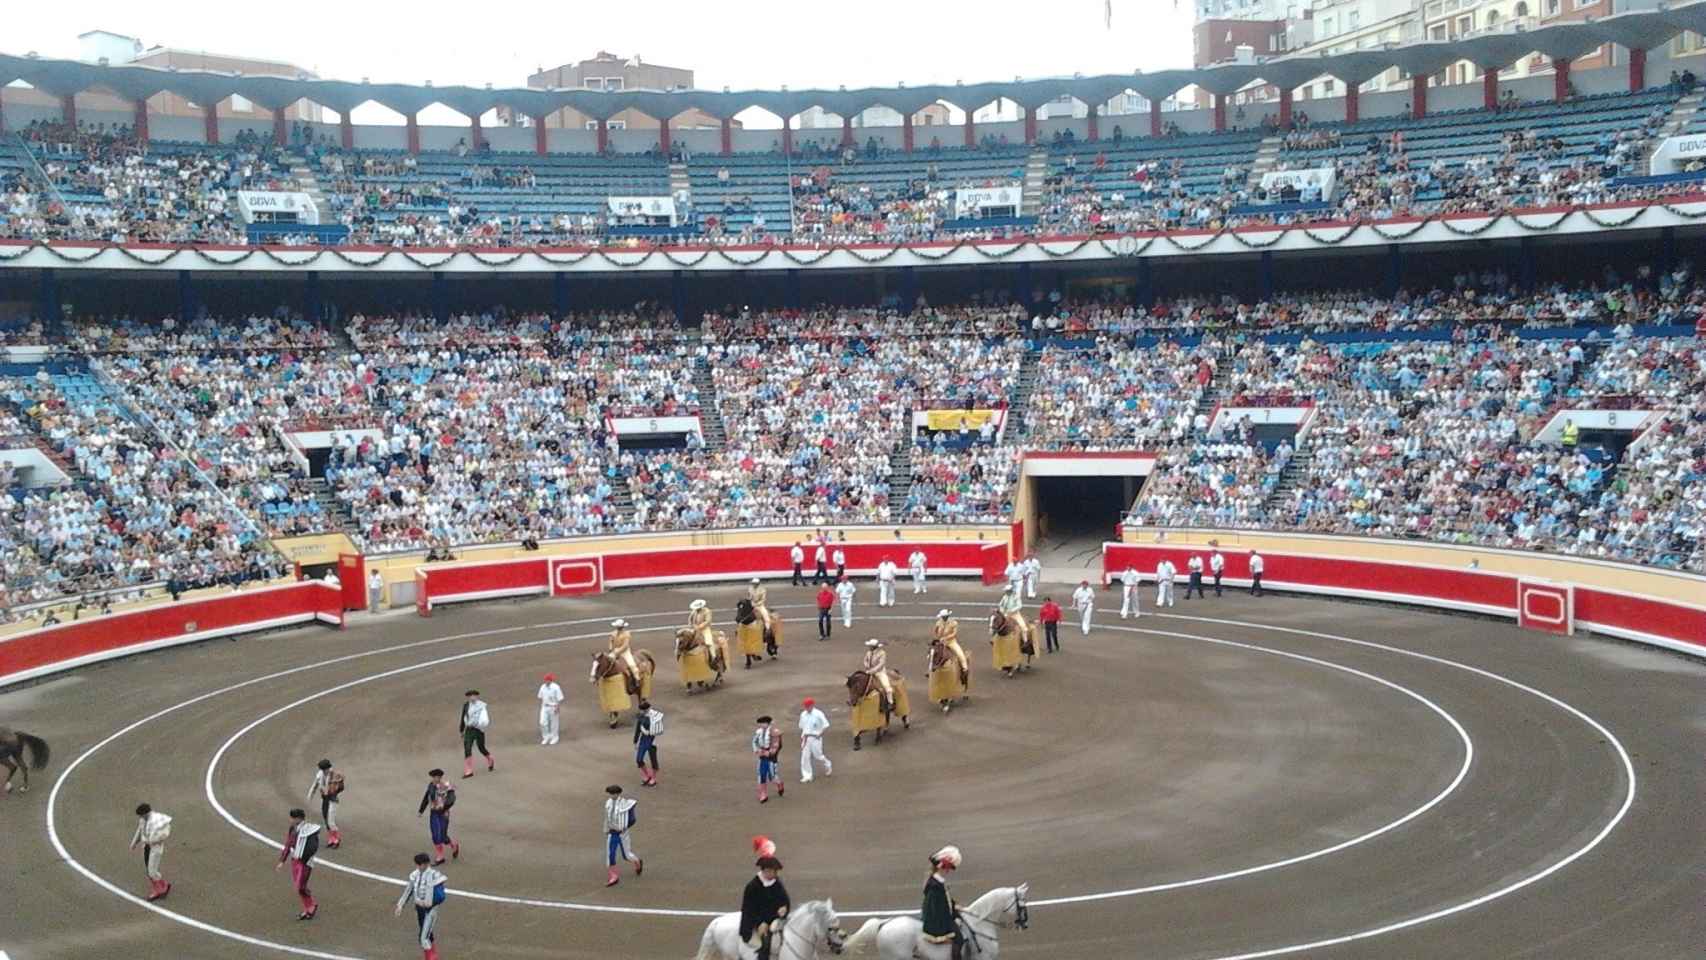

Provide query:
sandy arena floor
left=2, top=579, right=1703, bottom=959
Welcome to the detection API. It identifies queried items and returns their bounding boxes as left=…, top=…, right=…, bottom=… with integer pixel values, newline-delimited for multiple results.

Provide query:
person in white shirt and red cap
left=797, top=697, right=832, bottom=782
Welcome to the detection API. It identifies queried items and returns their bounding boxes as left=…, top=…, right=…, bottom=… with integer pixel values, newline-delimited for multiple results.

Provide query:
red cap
left=802, top=697, right=815, bottom=707
left=543, top=673, right=556, bottom=682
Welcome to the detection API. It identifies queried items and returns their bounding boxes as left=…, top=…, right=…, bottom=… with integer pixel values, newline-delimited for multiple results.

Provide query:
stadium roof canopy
left=4, top=2, right=1706, bottom=121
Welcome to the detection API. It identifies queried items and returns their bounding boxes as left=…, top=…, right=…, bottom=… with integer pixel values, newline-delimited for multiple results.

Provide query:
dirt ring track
left=6, top=582, right=1704, bottom=960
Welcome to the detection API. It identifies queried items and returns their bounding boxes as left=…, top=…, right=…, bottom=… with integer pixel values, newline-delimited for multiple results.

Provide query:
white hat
left=931, top=845, right=963, bottom=868
left=612, top=618, right=628, bottom=628
left=689, top=599, right=706, bottom=611
left=937, top=609, right=952, bottom=619
left=1002, top=584, right=1014, bottom=592
left=750, top=577, right=761, bottom=585
left=864, top=638, right=883, bottom=648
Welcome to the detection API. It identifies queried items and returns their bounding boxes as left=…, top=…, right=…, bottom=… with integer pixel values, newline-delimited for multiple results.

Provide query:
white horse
left=842, top=884, right=1029, bottom=960
left=695, top=898, right=847, bottom=960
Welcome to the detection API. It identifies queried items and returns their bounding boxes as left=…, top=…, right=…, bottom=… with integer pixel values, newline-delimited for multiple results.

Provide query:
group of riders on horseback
left=590, top=580, right=1038, bottom=742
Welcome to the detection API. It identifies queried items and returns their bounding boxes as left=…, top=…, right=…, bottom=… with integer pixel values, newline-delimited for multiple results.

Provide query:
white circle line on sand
left=198, top=613, right=1474, bottom=920
left=45, top=600, right=1635, bottom=960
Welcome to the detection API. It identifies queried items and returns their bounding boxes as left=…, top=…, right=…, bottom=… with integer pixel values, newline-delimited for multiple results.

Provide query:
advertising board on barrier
left=237, top=191, right=320, bottom=224
left=1259, top=166, right=1336, bottom=201
left=954, top=186, right=1023, bottom=219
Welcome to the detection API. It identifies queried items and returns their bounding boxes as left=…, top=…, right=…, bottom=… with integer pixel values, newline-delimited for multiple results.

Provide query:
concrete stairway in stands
left=887, top=441, right=914, bottom=513
left=1021, top=149, right=1048, bottom=216
left=1004, top=348, right=1042, bottom=443
left=1262, top=443, right=1312, bottom=514
left=301, top=476, right=359, bottom=536
left=693, top=358, right=729, bottom=452
left=1245, top=134, right=1285, bottom=190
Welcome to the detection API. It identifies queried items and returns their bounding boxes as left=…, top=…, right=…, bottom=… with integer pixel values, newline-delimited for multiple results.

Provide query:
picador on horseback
left=847, top=639, right=910, bottom=751
left=990, top=586, right=1035, bottom=678
left=928, top=610, right=971, bottom=713
left=736, top=583, right=782, bottom=667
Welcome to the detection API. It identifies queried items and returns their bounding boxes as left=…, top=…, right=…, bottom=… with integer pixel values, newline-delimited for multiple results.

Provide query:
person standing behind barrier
left=1249, top=551, right=1264, bottom=597
left=877, top=557, right=898, bottom=607
left=798, top=697, right=832, bottom=782
left=835, top=575, right=856, bottom=629
left=833, top=546, right=847, bottom=582
left=368, top=569, right=385, bottom=613
left=459, top=691, right=494, bottom=778
left=1210, top=549, right=1225, bottom=597
left=130, top=802, right=173, bottom=901
left=1072, top=580, right=1096, bottom=636
left=791, top=542, right=806, bottom=586
left=1118, top=565, right=1141, bottom=619
left=1186, top=554, right=1206, bottom=599
left=393, top=853, right=447, bottom=960
left=537, top=673, right=564, bottom=746
left=1038, top=596, right=1062, bottom=653
left=908, top=547, right=928, bottom=594
left=813, top=542, right=830, bottom=585
left=306, top=758, right=345, bottom=848
left=817, top=583, right=835, bottom=640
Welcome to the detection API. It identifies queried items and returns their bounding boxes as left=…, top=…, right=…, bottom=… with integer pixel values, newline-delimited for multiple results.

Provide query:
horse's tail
left=841, top=917, right=885, bottom=955
left=18, top=733, right=49, bottom=770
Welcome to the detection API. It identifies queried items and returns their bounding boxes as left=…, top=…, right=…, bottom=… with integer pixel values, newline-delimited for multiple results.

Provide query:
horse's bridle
left=956, top=889, right=1029, bottom=954
left=778, top=908, right=846, bottom=959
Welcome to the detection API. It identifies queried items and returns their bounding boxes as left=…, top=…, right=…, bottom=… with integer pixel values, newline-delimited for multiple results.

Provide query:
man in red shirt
left=816, top=584, right=835, bottom=641
left=1038, top=597, right=1063, bottom=654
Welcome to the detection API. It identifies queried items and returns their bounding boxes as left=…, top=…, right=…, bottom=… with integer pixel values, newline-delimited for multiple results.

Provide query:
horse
left=987, top=611, right=1035, bottom=677
left=589, top=650, right=656, bottom=728
left=694, top=898, right=847, bottom=960
left=927, top=639, right=970, bottom=713
left=842, top=884, right=1029, bottom=960
left=0, top=726, right=51, bottom=795
left=846, top=669, right=910, bottom=750
left=735, top=598, right=783, bottom=666
left=676, top=627, right=729, bottom=692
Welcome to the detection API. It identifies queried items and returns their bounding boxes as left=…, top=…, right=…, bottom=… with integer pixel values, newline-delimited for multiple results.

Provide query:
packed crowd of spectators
left=1025, top=339, right=1219, bottom=450
left=901, top=446, right=1021, bottom=523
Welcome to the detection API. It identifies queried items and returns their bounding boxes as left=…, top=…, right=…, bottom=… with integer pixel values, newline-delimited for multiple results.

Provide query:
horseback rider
left=922, top=845, right=964, bottom=960
left=862, top=638, right=895, bottom=707
left=740, top=854, right=791, bottom=960
left=689, top=598, right=715, bottom=647
left=933, top=609, right=969, bottom=680
left=608, top=619, right=640, bottom=684
left=747, top=578, right=775, bottom=636
left=996, top=585, right=1028, bottom=645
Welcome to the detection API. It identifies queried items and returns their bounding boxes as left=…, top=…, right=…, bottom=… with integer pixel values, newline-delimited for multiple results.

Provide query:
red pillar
left=61, top=94, right=77, bottom=128
left=720, top=117, right=733, bottom=156
left=782, top=116, right=793, bottom=155
left=1345, top=86, right=1359, bottom=124
left=1553, top=58, right=1571, bottom=102
left=1629, top=47, right=1647, bottom=93
left=596, top=118, right=609, bottom=154
left=842, top=115, right=854, bottom=148
left=470, top=111, right=483, bottom=150
left=405, top=112, right=420, bottom=155
left=1484, top=68, right=1499, bottom=110
left=1023, top=107, right=1037, bottom=145
left=1213, top=94, right=1227, bottom=133
left=964, top=112, right=976, bottom=148
left=1086, top=105, right=1099, bottom=142
left=340, top=114, right=354, bottom=149
left=658, top=116, right=670, bottom=155
left=1149, top=98, right=1161, bottom=136
left=903, top=113, right=915, bottom=152
left=532, top=115, right=547, bottom=156
left=132, top=99, right=149, bottom=142
left=273, top=108, right=288, bottom=147
left=1411, top=75, right=1428, bottom=118
left=1278, top=89, right=1293, bottom=128
left=203, top=103, right=219, bottom=144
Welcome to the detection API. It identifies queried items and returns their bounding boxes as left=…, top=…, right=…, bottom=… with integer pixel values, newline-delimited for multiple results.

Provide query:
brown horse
left=846, top=670, right=910, bottom=749
left=989, top=610, right=1037, bottom=675
left=675, top=627, right=727, bottom=691
left=928, top=639, right=971, bottom=712
left=0, top=727, right=51, bottom=795
left=590, top=650, right=657, bottom=727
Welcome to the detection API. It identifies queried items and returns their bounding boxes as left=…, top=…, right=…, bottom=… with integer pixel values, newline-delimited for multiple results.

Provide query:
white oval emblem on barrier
left=551, top=559, right=600, bottom=594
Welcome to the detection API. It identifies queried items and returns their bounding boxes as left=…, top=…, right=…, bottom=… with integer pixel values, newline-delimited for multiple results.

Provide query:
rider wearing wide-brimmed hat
left=861, top=638, right=895, bottom=703
left=688, top=598, right=714, bottom=646
left=747, top=577, right=776, bottom=635
left=608, top=618, right=639, bottom=680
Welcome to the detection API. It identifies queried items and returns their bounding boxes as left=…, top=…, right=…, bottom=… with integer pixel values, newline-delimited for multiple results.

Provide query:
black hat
left=756, top=856, right=784, bottom=871
left=288, top=808, right=306, bottom=819
left=414, top=852, right=431, bottom=865
left=135, top=803, right=151, bottom=816
left=756, top=715, right=773, bottom=724
left=317, top=758, right=332, bottom=770
left=464, top=690, right=480, bottom=696
left=429, top=768, right=445, bottom=778
left=606, top=784, right=623, bottom=795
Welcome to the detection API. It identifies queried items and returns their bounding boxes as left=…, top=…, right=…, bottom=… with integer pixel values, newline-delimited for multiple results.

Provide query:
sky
left=6, top=0, right=1197, bottom=126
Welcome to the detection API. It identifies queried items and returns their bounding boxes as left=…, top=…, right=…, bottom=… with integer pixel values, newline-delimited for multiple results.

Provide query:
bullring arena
left=3, top=532, right=1705, bottom=959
